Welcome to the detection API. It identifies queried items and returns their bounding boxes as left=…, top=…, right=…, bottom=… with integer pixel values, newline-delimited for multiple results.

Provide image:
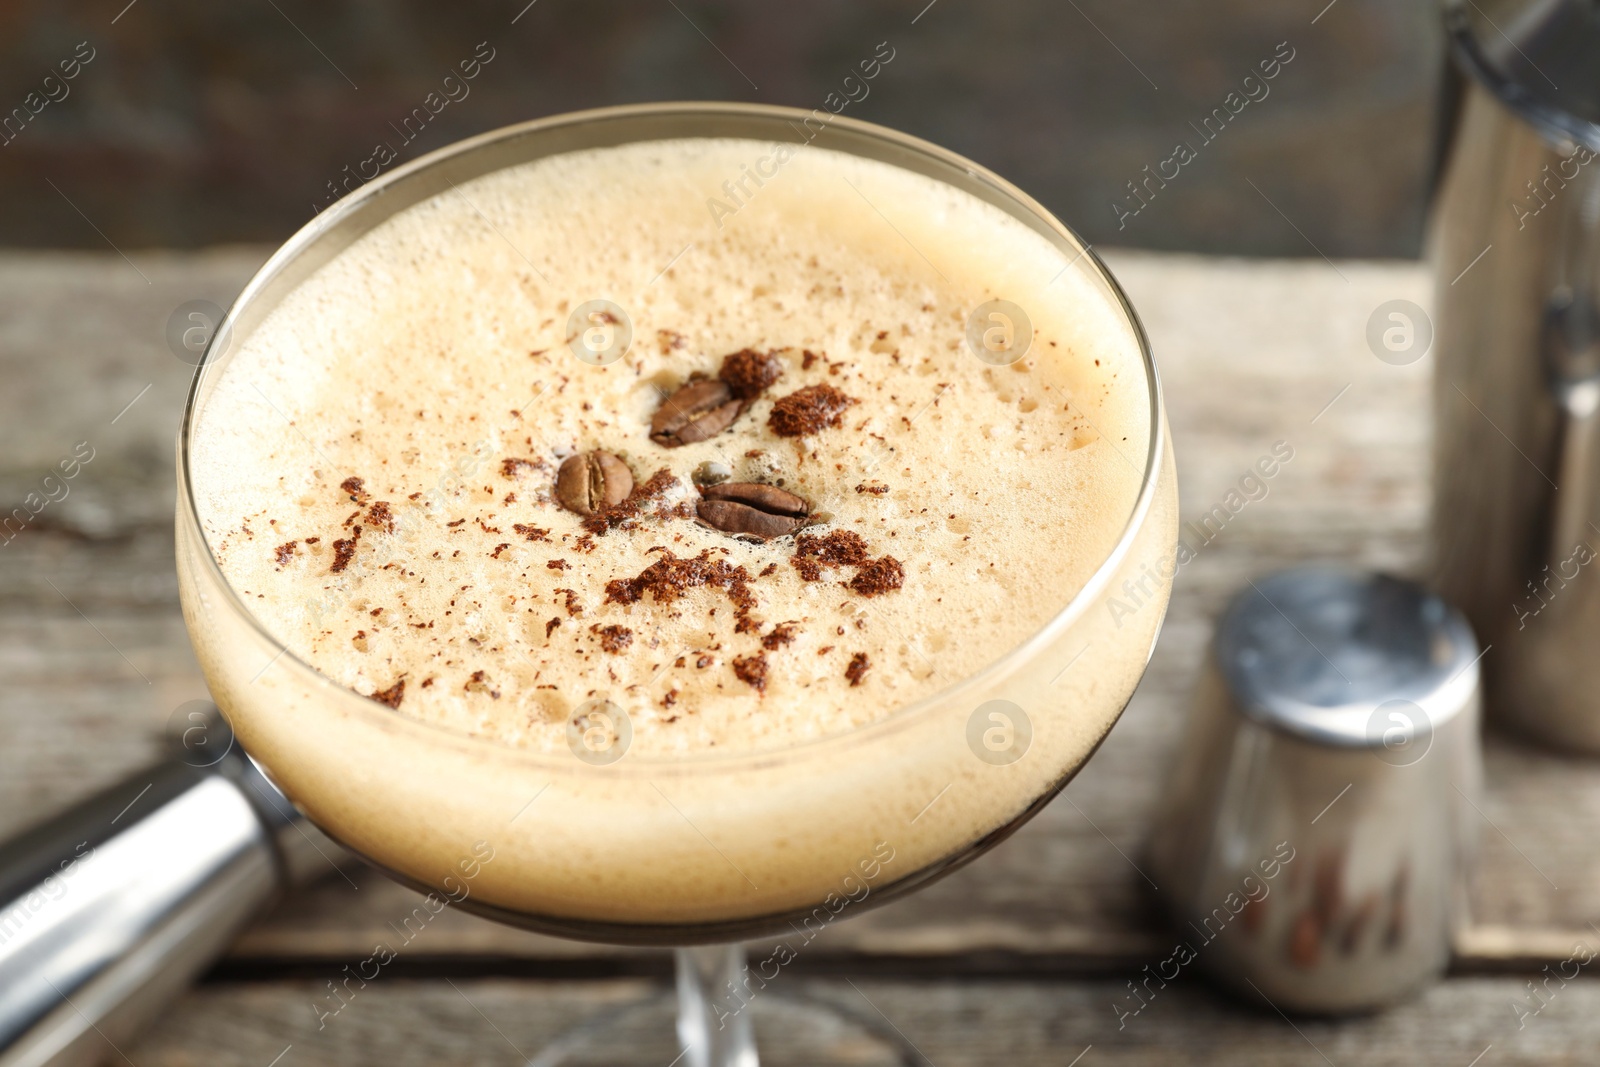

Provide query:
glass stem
left=674, top=944, right=759, bottom=1067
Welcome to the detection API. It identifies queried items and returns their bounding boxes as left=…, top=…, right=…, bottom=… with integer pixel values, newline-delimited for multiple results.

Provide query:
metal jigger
left=1146, top=567, right=1482, bottom=1014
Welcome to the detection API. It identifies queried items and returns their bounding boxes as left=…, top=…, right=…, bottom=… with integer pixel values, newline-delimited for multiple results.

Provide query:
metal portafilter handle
left=0, top=706, right=338, bottom=1067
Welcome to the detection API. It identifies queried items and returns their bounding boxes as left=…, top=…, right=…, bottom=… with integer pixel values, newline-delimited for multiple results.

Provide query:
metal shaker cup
left=1431, top=0, right=1600, bottom=749
left=1147, top=568, right=1482, bottom=1014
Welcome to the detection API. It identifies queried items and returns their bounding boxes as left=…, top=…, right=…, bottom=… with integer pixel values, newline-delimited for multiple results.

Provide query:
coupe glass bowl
left=176, top=101, right=1177, bottom=1065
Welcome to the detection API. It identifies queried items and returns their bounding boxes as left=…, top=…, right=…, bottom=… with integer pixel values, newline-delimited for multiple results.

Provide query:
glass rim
left=177, top=100, right=1167, bottom=774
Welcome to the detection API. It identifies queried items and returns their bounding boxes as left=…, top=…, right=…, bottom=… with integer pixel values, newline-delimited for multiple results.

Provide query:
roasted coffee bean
left=697, top=482, right=810, bottom=540
left=555, top=450, right=634, bottom=517
left=698, top=501, right=806, bottom=540
left=701, top=482, right=809, bottom=516
left=651, top=378, right=743, bottom=447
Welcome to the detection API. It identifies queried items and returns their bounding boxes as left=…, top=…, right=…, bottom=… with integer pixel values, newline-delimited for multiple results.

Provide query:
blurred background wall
left=0, top=0, right=1442, bottom=256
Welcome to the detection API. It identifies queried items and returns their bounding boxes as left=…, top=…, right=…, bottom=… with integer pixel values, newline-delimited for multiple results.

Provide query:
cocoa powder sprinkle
left=582, top=468, right=676, bottom=535
left=719, top=348, right=783, bottom=399
left=732, top=651, right=769, bottom=693
left=370, top=678, right=405, bottom=708
left=794, top=529, right=870, bottom=567
left=849, top=556, right=905, bottom=596
left=310, top=335, right=909, bottom=716
left=604, top=549, right=756, bottom=625
left=501, top=458, right=542, bottom=479
left=366, top=501, right=396, bottom=533
left=762, top=622, right=799, bottom=650
left=590, top=624, right=634, bottom=654
left=465, top=670, right=500, bottom=698
left=768, top=384, right=855, bottom=437
left=329, top=526, right=362, bottom=573
left=791, top=529, right=870, bottom=581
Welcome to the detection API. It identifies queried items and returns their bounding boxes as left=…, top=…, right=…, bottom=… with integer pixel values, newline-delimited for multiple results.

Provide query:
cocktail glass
left=175, top=102, right=1178, bottom=1065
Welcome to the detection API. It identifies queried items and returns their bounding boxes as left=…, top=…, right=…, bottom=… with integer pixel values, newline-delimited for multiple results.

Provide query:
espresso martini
left=181, top=135, right=1173, bottom=926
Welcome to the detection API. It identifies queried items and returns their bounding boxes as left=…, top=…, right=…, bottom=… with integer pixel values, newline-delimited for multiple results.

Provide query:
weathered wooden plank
left=0, top=248, right=1592, bottom=967
left=129, top=975, right=1590, bottom=1066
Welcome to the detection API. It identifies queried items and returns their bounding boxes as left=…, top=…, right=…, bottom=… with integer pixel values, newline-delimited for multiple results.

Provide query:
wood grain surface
left=1, top=247, right=1592, bottom=1062
left=129, top=976, right=1584, bottom=1066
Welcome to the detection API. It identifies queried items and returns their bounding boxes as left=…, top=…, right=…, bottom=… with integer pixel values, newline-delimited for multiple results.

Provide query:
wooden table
left=4, top=248, right=1595, bottom=1064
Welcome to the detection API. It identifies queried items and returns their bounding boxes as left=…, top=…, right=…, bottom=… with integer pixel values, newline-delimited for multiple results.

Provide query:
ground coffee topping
left=849, top=556, right=905, bottom=597
left=581, top=468, right=678, bottom=535
left=718, top=348, right=783, bottom=399
left=501, top=457, right=543, bottom=479
left=192, top=139, right=1142, bottom=765
left=370, top=677, right=406, bottom=708
left=793, top=530, right=870, bottom=568
left=788, top=529, right=902, bottom=595
left=590, top=624, right=634, bottom=653
left=604, top=549, right=755, bottom=619
left=731, top=651, right=769, bottom=693
left=329, top=525, right=362, bottom=573
left=761, top=622, right=799, bottom=650
left=768, top=384, right=856, bottom=437
left=366, top=500, right=396, bottom=533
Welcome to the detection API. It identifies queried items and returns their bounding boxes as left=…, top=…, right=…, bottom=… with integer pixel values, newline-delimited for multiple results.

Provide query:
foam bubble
left=191, top=138, right=1148, bottom=758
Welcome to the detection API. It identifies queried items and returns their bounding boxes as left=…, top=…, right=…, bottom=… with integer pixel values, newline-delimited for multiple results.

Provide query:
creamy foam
left=180, top=133, right=1175, bottom=927
left=192, top=138, right=1147, bottom=757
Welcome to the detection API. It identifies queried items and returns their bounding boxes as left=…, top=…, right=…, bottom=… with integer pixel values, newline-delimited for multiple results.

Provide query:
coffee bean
left=698, top=501, right=806, bottom=540
left=697, top=482, right=810, bottom=540
left=702, top=482, right=809, bottom=516
left=651, top=379, right=743, bottom=447
left=555, top=450, right=634, bottom=517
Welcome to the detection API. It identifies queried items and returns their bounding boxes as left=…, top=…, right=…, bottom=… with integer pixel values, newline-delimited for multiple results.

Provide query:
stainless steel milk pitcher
left=1431, top=0, right=1600, bottom=750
